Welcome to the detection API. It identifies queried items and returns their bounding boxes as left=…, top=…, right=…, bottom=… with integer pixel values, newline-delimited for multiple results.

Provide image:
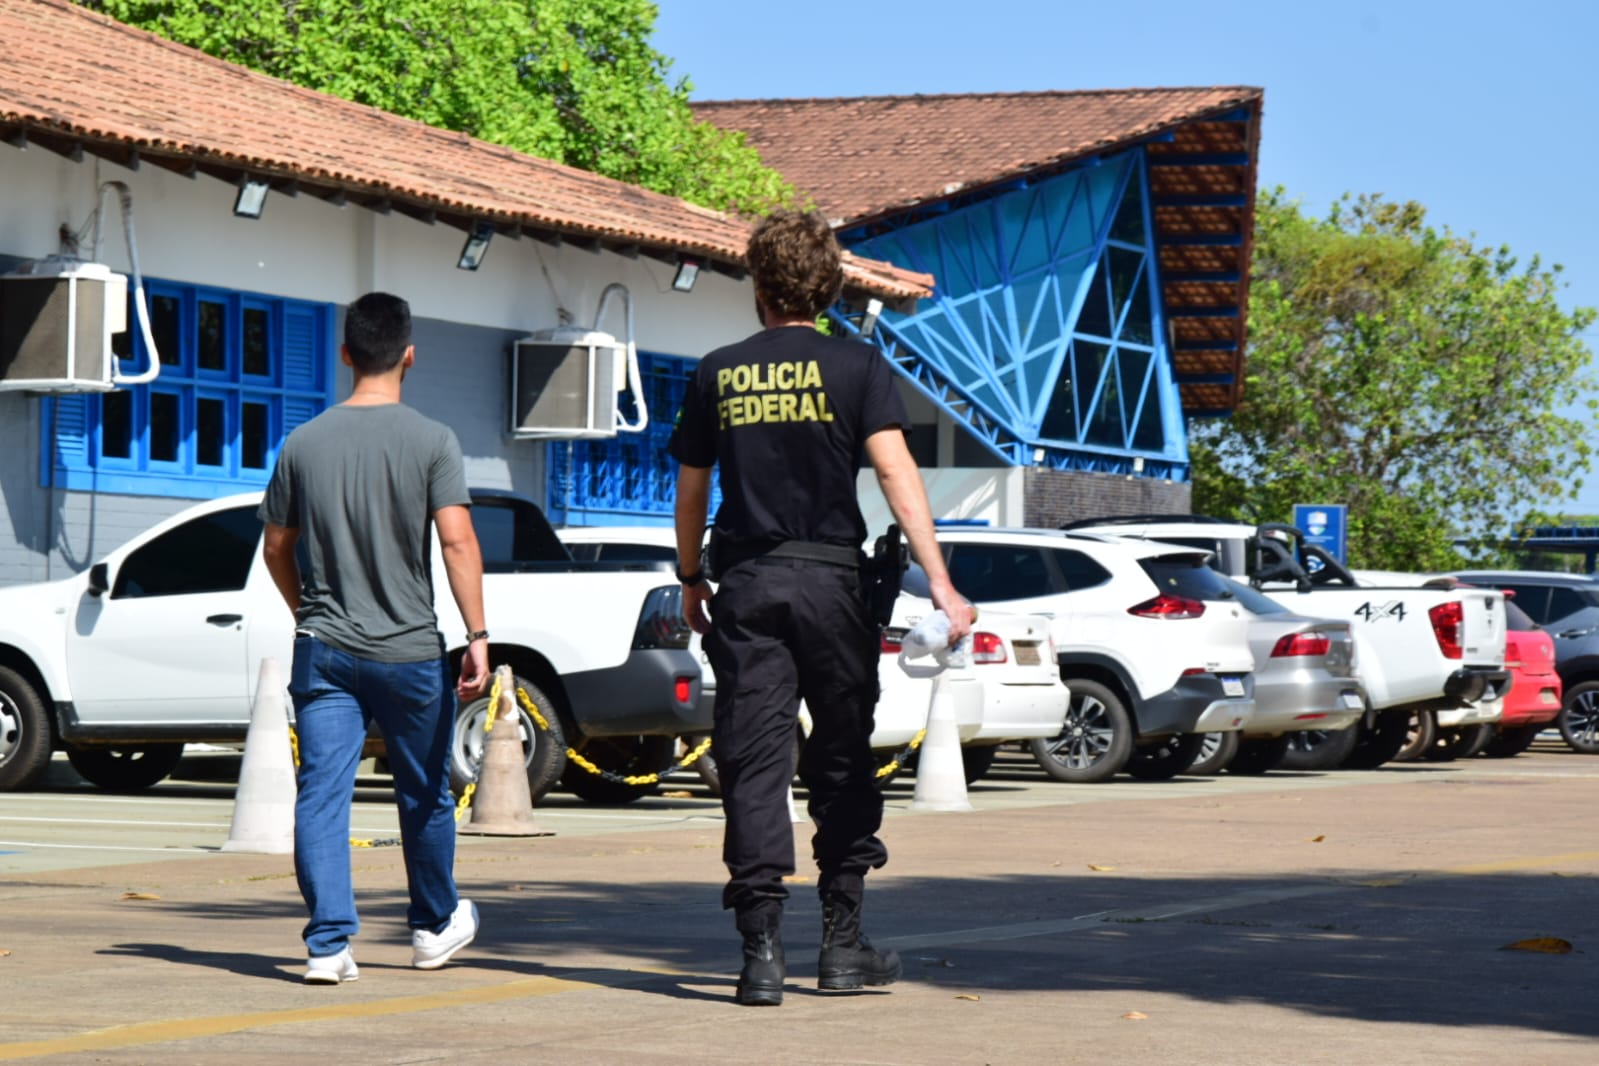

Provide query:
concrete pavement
left=1, top=745, right=1597, bottom=1064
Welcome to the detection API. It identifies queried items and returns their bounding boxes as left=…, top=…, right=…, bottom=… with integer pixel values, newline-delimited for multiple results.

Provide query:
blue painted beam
left=1147, top=153, right=1251, bottom=167
left=1151, top=194, right=1249, bottom=208
left=1168, top=306, right=1240, bottom=319
left=1209, top=107, right=1253, bottom=122
left=1159, top=234, right=1243, bottom=247
left=1161, top=271, right=1241, bottom=283
left=1176, top=373, right=1237, bottom=385
left=1174, top=340, right=1240, bottom=352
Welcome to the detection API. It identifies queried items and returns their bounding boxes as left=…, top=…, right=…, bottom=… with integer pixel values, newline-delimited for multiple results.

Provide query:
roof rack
left=1058, top=513, right=1235, bottom=530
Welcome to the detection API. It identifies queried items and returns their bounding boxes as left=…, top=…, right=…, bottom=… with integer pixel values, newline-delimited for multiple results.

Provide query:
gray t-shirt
left=259, top=403, right=471, bottom=663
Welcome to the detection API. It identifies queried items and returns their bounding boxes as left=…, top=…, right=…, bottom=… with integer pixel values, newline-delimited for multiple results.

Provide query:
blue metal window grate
left=843, top=148, right=1186, bottom=479
left=40, top=280, right=333, bottom=498
left=547, top=351, right=720, bottom=526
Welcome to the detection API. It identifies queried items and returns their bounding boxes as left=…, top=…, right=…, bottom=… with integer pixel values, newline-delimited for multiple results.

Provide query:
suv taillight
left=1429, top=601, right=1464, bottom=660
left=970, top=631, right=1007, bottom=664
left=1272, top=631, right=1331, bottom=658
left=633, top=586, right=693, bottom=650
left=1128, top=595, right=1205, bottom=619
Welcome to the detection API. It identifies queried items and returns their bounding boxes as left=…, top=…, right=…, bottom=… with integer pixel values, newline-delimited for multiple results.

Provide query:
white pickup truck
left=0, top=489, right=704, bottom=801
left=1065, top=516, right=1510, bottom=768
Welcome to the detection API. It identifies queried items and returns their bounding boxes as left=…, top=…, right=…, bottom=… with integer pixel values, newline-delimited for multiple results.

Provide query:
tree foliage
left=80, top=0, right=795, bottom=214
left=1191, top=189, right=1597, bottom=571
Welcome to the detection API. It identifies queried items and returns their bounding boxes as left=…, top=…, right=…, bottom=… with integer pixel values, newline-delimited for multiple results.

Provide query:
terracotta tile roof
left=0, top=0, right=930, bottom=303
left=696, top=89, right=1264, bottom=413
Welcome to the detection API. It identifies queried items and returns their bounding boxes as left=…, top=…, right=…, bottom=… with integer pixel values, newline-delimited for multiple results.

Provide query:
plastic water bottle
left=901, top=610, right=953, bottom=661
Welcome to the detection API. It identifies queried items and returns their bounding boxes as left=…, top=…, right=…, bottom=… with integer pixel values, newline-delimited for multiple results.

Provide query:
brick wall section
left=1022, top=468, right=1192, bottom=528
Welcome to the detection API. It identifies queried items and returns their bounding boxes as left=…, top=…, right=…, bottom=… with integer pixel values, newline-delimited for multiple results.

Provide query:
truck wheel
left=0, top=666, right=53, bottom=792
left=1341, top=712, right=1412, bottom=769
left=1125, top=733, right=1203, bottom=780
left=65, top=744, right=185, bottom=791
left=1279, top=727, right=1360, bottom=771
left=449, top=676, right=566, bottom=804
left=1482, top=723, right=1542, bottom=758
left=1558, top=682, right=1599, bottom=754
left=1427, top=723, right=1493, bottom=761
left=1391, top=712, right=1437, bottom=763
left=1029, top=680, right=1134, bottom=784
left=1227, top=735, right=1291, bottom=774
left=1186, top=732, right=1238, bottom=776
left=562, top=735, right=674, bottom=804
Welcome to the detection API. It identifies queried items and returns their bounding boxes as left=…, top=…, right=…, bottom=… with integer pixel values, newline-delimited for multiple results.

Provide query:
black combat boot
left=736, top=927, right=786, bottom=1006
left=817, top=893, right=902, bottom=990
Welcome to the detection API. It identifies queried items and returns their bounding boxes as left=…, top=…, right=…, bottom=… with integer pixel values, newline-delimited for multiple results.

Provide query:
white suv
left=906, top=528, right=1258, bottom=783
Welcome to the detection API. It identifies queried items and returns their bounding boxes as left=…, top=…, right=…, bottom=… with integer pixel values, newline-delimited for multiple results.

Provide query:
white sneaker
left=411, top=899, right=478, bottom=970
left=304, top=947, right=359, bottom=984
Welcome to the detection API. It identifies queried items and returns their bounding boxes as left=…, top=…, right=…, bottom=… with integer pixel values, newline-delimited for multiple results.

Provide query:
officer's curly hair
left=746, top=210, right=844, bottom=321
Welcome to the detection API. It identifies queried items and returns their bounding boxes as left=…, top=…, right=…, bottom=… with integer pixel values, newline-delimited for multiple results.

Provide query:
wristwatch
left=675, top=566, right=708, bottom=586
left=466, top=630, right=490, bottom=642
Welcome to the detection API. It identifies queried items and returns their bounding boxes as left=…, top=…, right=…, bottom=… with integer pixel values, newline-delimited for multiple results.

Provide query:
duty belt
left=725, top=539, right=863, bottom=570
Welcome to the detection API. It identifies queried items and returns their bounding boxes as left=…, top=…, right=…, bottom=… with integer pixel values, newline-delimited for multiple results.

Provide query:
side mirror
left=87, top=562, right=109, bottom=597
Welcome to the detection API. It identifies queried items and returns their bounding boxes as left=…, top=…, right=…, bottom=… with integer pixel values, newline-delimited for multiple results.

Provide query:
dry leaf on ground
left=1308, top=835, right=1326, bottom=843
left=1088, top=864, right=1117, bottom=872
left=0, top=948, right=11, bottom=957
left=955, top=994, right=981, bottom=1001
left=1500, top=937, right=1574, bottom=954
left=1123, top=1011, right=1149, bottom=1020
left=120, top=892, right=161, bottom=901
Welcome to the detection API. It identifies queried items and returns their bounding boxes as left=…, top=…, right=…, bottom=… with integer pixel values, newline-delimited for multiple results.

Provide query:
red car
left=1482, top=598, right=1563, bottom=757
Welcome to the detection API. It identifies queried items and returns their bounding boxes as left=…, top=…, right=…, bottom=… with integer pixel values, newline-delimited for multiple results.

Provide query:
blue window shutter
left=281, top=304, right=321, bottom=391
left=53, top=394, right=92, bottom=476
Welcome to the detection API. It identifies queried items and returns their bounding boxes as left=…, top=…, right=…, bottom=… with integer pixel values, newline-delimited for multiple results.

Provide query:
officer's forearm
left=675, top=465, right=713, bottom=575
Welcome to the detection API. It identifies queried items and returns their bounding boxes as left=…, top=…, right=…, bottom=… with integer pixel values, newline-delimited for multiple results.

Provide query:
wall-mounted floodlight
left=458, top=222, right=494, bottom=271
left=233, top=179, right=270, bottom=219
left=859, top=297, right=884, bottom=339
left=672, top=257, right=701, bottom=293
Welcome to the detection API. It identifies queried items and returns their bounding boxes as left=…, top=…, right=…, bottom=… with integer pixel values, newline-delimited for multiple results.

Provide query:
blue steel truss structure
left=836, top=147, right=1186, bottom=479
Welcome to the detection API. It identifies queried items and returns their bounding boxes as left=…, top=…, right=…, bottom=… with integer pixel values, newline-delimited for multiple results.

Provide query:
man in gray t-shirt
left=260, top=292, right=489, bottom=985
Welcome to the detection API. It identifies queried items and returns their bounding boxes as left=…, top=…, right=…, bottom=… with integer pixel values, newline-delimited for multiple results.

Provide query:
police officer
left=670, top=210, right=972, bottom=1007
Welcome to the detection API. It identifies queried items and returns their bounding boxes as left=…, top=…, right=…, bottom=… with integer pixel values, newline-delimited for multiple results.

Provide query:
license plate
left=1221, top=676, right=1245, bottom=698
left=1341, top=691, right=1364, bottom=710
left=1014, top=641, right=1042, bottom=666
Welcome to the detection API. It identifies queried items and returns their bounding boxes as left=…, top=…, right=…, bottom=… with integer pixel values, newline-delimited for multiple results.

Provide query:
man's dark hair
left=344, top=292, right=412, bottom=374
left=746, top=210, right=844, bottom=321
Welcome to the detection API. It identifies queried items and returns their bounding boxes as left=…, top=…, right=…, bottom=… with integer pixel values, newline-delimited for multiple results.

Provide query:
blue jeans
left=288, top=634, right=459, bottom=958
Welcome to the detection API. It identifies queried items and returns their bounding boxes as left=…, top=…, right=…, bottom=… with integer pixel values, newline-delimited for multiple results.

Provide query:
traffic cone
left=911, top=675, right=972, bottom=812
left=459, top=665, right=554, bottom=837
left=787, top=784, right=804, bottom=824
left=222, top=657, right=298, bottom=853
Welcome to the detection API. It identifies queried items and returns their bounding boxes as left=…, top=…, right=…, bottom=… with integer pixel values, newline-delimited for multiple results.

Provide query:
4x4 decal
left=1354, top=600, right=1408, bottom=623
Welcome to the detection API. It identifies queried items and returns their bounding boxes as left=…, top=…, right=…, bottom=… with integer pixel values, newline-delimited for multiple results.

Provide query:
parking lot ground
left=3, top=741, right=1599, bottom=1064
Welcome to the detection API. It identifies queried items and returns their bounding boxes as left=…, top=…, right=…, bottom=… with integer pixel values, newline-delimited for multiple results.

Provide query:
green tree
left=79, top=0, right=795, bottom=214
left=1191, top=189, right=1597, bottom=571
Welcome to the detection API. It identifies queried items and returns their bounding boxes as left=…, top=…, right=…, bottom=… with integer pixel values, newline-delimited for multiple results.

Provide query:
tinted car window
left=1219, top=576, right=1289, bottom=615
left=1546, top=587, right=1589, bottom=625
left=1138, top=554, right=1238, bottom=602
left=947, top=544, right=1053, bottom=602
left=114, top=507, right=260, bottom=598
left=1498, top=584, right=1551, bottom=623
left=596, top=543, right=676, bottom=564
left=473, top=498, right=571, bottom=571
left=1051, top=549, right=1111, bottom=591
left=1504, top=600, right=1538, bottom=632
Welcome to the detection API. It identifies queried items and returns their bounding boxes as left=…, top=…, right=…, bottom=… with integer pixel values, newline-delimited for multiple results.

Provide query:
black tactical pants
left=704, top=556, right=887, bottom=932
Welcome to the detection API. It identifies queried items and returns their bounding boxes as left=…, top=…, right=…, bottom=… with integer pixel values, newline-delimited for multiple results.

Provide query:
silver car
left=1190, top=579, right=1366, bottom=774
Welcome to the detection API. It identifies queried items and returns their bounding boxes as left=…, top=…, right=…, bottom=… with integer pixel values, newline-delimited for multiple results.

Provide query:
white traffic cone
left=787, top=784, right=804, bottom=824
left=222, top=657, right=298, bottom=853
left=459, top=666, right=554, bottom=837
left=911, top=675, right=973, bottom=812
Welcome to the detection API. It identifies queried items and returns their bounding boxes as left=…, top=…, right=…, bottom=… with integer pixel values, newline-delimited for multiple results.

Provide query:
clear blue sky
left=654, top=0, right=1599, bottom=514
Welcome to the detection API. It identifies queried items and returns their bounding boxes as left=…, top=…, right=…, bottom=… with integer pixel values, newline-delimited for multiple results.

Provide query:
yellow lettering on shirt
left=713, top=358, right=834, bottom=428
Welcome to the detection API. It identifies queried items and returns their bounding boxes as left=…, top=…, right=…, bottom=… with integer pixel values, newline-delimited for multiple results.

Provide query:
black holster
left=865, top=525, right=907, bottom=627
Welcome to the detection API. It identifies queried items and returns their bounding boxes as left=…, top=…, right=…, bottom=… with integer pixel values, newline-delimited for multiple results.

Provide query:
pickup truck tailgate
left=1458, top=589, right=1506, bottom=665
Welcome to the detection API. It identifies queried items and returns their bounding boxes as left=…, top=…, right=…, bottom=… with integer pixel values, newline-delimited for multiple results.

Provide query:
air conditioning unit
left=508, top=325, right=625, bottom=439
left=0, top=257, right=129, bottom=392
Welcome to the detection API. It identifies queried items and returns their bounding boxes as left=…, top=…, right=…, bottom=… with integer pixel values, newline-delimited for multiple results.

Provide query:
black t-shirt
left=669, top=326, right=911, bottom=549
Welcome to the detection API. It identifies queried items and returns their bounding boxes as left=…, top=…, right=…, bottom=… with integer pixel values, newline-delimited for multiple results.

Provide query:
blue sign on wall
left=1294, top=504, right=1348, bottom=565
